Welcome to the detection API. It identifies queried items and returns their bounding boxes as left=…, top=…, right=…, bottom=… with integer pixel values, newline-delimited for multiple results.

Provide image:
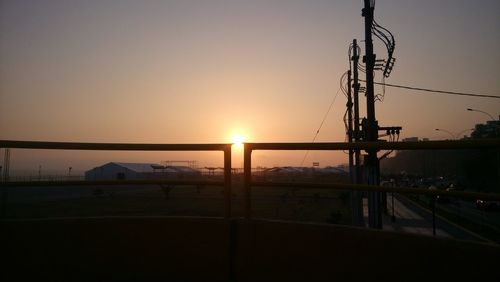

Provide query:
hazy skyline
left=1, top=0, right=499, bottom=173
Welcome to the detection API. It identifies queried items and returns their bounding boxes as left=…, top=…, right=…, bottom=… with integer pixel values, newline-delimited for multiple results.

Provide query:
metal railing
left=2, top=139, right=500, bottom=222
left=1, top=139, right=499, bottom=280
left=0, top=140, right=232, bottom=218
left=243, top=139, right=500, bottom=219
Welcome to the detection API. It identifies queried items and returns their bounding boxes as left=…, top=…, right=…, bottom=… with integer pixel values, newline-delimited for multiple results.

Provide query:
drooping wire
left=371, top=15, right=396, bottom=78
left=379, top=130, right=399, bottom=160
left=375, top=76, right=386, bottom=102
left=357, top=62, right=366, bottom=73
left=299, top=79, right=344, bottom=166
left=373, top=20, right=394, bottom=54
left=342, top=108, right=350, bottom=155
left=340, top=71, right=349, bottom=98
left=382, top=75, right=386, bottom=99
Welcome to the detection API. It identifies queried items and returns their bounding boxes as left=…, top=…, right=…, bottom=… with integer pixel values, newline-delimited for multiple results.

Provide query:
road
left=364, top=194, right=494, bottom=244
left=437, top=199, right=500, bottom=234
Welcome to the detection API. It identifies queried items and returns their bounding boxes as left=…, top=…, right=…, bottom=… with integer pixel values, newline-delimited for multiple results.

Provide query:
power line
left=299, top=85, right=343, bottom=166
left=314, top=86, right=342, bottom=141
left=361, top=80, right=500, bottom=99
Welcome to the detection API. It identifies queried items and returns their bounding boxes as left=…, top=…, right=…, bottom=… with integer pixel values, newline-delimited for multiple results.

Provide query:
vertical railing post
left=432, top=196, right=436, bottom=236
left=224, top=145, right=232, bottom=219
left=391, top=192, right=396, bottom=222
left=224, top=144, right=236, bottom=282
left=244, top=144, right=252, bottom=219
left=1, top=148, right=9, bottom=218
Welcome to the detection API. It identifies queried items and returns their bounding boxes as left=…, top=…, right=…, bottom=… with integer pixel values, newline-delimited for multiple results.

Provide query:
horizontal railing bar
left=0, top=140, right=230, bottom=151
left=245, top=139, right=500, bottom=151
left=251, top=181, right=500, bottom=201
left=1, top=179, right=225, bottom=187
left=2, top=140, right=498, bottom=151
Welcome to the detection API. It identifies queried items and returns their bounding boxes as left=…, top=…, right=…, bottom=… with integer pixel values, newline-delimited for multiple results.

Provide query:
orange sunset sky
left=1, top=0, right=499, bottom=174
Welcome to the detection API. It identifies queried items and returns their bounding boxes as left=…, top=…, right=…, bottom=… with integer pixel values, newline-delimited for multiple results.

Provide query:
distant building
left=402, top=137, right=419, bottom=142
left=472, top=120, right=500, bottom=139
left=85, top=162, right=200, bottom=181
left=321, top=165, right=349, bottom=175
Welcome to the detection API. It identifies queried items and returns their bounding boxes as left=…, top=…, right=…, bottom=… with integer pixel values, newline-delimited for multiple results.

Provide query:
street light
left=455, top=128, right=474, bottom=139
left=435, top=128, right=455, bottom=139
left=435, top=128, right=474, bottom=139
left=467, top=108, right=495, bottom=121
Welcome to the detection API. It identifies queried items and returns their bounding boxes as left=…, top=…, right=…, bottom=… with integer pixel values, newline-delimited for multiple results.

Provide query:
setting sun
left=231, top=134, right=245, bottom=147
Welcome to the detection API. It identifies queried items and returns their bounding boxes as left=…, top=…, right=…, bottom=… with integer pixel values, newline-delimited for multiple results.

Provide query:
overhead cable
left=299, top=84, right=343, bottom=166
left=360, top=80, right=500, bottom=99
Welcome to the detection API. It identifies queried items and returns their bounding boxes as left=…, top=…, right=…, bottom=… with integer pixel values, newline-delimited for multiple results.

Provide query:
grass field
left=2, top=174, right=352, bottom=226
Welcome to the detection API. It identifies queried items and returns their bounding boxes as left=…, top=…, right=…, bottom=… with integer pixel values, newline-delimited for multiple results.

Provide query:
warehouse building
left=85, top=162, right=200, bottom=181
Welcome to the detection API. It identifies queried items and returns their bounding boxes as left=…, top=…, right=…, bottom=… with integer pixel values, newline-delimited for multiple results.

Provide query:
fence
left=1, top=139, right=500, bottom=222
left=0, top=140, right=232, bottom=218
left=242, top=139, right=500, bottom=227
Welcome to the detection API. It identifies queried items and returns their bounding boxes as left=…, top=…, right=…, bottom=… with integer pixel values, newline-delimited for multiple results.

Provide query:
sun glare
left=232, top=134, right=245, bottom=147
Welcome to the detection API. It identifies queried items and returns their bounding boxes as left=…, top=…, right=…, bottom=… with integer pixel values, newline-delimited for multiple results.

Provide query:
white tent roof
left=112, top=162, right=177, bottom=173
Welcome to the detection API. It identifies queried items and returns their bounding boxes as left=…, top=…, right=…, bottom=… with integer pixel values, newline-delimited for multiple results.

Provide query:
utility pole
left=347, top=70, right=363, bottom=225
left=362, top=0, right=382, bottom=228
left=352, top=39, right=361, bottom=184
left=351, top=39, right=364, bottom=226
left=347, top=70, right=354, bottom=181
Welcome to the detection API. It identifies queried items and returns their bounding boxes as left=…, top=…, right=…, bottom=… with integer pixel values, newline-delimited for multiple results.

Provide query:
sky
left=1, top=0, right=499, bottom=174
